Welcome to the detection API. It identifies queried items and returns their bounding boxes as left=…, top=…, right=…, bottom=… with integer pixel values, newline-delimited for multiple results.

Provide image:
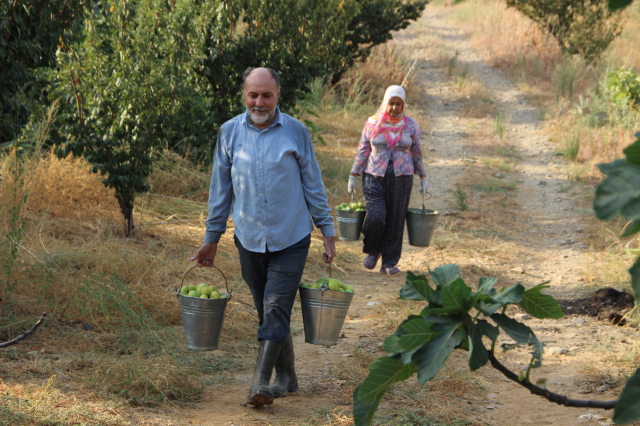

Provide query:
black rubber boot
left=269, top=333, right=299, bottom=397
left=246, top=340, right=281, bottom=407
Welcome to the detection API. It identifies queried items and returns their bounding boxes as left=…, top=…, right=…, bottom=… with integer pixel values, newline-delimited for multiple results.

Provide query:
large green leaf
left=492, top=313, right=543, bottom=367
left=519, top=283, right=564, bottom=319
left=357, top=357, right=417, bottom=403
left=594, top=161, right=640, bottom=221
left=430, top=264, right=461, bottom=288
left=477, top=319, right=500, bottom=341
left=623, top=137, right=640, bottom=166
left=478, top=301, right=503, bottom=316
left=478, top=277, right=498, bottom=294
left=431, top=278, right=472, bottom=314
left=398, top=319, right=439, bottom=351
left=468, top=322, right=489, bottom=371
left=412, top=322, right=465, bottom=385
left=630, top=256, right=640, bottom=306
left=613, top=368, right=640, bottom=424
left=382, top=333, right=402, bottom=354
left=353, top=385, right=380, bottom=426
left=621, top=219, right=640, bottom=238
left=400, top=271, right=442, bottom=304
left=491, top=313, right=539, bottom=345
left=492, top=283, right=525, bottom=305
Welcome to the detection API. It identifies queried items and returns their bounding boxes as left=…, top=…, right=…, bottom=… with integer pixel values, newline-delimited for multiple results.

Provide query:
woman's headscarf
left=365, top=85, right=407, bottom=149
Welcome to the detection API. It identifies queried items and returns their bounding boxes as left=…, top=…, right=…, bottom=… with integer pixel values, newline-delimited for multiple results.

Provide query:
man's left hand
left=323, top=236, right=336, bottom=263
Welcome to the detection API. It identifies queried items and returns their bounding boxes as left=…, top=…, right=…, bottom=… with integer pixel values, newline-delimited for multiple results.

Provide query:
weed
left=495, top=112, right=505, bottom=141
left=453, top=183, right=469, bottom=211
left=480, top=156, right=517, bottom=172
left=448, top=51, right=459, bottom=78
left=567, top=164, right=589, bottom=181
left=471, top=179, right=516, bottom=193
left=563, top=130, right=581, bottom=160
left=457, top=64, right=470, bottom=91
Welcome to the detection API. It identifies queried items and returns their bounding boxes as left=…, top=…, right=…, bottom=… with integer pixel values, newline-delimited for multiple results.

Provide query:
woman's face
left=386, top=96, right=404, bottom=117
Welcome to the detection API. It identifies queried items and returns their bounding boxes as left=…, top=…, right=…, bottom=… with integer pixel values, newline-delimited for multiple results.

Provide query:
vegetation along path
left=141, top=7, right=636, bottom=426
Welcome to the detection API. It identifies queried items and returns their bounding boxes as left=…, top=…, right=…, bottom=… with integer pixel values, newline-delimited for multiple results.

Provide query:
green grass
left=453, top=183, right=469, bottom=211
left=471, top=179, right=517, bottom=193
left=480, top=156, right=517, bottom=172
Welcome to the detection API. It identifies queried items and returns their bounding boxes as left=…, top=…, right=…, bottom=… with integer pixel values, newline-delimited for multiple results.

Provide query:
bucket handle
left=319, top=262, right=332, bottom=296
left=177, top=264, right=232, bottom=299
left=421, top=192, right=433, bottom=214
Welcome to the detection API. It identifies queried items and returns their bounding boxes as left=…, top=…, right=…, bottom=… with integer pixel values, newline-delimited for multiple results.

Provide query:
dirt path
left=168, top=7, right=638, bottom=426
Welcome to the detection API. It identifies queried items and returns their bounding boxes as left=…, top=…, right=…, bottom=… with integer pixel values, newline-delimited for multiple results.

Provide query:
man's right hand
left=189, top=243, right=218, bottom=267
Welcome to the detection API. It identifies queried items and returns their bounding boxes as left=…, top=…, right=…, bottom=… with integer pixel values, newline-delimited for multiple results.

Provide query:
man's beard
left=247, top=106, right=276, bottom=125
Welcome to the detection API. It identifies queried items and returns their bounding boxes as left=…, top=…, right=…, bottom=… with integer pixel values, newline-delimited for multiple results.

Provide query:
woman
left=347, top=85, right=428, bottom=275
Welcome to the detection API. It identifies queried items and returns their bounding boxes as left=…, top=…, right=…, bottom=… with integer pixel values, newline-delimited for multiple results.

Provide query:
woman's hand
left=348, top=175, right=357, bottom=194
left=420, top=177, right=429, bottom=194
left=189, top=243, right=218, bottom=267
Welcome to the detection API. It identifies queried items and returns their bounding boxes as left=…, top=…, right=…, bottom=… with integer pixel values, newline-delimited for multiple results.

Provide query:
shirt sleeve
left=410, top=120, right=426, bottom=177
left=298, top=127, right=336, bottom=237
left=204, top=131, right=233, bottom=244
left=350, top=125, right=372, bottom=176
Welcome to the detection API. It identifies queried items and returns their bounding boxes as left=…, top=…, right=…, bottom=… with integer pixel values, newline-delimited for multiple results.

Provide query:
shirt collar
left=242, top=106, right=283, bottom=132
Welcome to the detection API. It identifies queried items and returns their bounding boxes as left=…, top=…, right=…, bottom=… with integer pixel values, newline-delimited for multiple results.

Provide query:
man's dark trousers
left=234, top=233, right=311, bottom=343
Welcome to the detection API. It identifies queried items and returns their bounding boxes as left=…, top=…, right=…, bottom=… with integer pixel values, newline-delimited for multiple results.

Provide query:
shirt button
left=262, top=209, right=265, bottom=212
left=258, top=161, right=261, bottom=164
left=260, top=193, right=263, bottom=196
left=259, top=146, right=262, bottom=148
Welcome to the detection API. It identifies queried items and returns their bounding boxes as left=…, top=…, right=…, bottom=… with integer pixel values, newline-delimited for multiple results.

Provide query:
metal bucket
left=176, top=265, right=231, bottom=351
left=336, top=210, right=366, bottom=241
left=299, top=264, right=354, bottom=346
left=406, top=208, right=440, bottom=247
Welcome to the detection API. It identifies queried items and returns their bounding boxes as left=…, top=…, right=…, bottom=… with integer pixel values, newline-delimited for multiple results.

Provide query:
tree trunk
left=117, top=198, right=135, bottom=237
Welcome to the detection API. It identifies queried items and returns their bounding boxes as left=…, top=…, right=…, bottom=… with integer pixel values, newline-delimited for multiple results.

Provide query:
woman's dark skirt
left=362, top=163, right=413, bottom=268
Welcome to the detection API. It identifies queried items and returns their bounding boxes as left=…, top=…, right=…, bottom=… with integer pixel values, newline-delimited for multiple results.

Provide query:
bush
left=607, top=67, right=640, bottom=108
left=505, top=0, right=625, bottom=61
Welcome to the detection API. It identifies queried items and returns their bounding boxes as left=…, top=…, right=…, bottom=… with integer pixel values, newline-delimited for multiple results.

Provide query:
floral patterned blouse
left=350, top=116, right=426, bottom=177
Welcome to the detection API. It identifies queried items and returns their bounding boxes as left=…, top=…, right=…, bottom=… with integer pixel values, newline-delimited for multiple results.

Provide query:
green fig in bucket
left=357, top=202, right=364, bottom=208
left=188, top=284, right=197, bottom=291
left=200, top=294, right=209, bottom=299
left=346, top=285, right=354, bottom=292
left=188, top=290, right=201, bottom=298
left=328, top=281, right=339, bottom=291
left=201, top=287, right=212, bottom=296
left=180, top=286, right=189, bottom=295
left=210, top=291, right=220, bottom=299
left=208, top=285, right=218, bottom=293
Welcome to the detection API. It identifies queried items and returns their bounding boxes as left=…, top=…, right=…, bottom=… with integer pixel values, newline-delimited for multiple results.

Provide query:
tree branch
left=0, top=313, right=48, bottom=348
left=487, top=349, right=618, bottom=410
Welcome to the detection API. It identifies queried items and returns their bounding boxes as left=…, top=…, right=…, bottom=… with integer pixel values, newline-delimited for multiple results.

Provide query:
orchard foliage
left=353, top=263, right=640, bottom=425
left=0, top=0, right=86, bottom=143
left=506, top=0, right=624, bottom=61
left=53, top=0, right=206, bottom=235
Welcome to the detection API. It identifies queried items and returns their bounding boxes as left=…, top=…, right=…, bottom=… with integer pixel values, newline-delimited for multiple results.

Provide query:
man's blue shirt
left=204, top=108, right=335, bottom=252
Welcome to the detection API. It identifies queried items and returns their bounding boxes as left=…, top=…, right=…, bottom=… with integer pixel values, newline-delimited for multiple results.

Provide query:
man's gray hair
left=243, top=67, right=281, bottom=89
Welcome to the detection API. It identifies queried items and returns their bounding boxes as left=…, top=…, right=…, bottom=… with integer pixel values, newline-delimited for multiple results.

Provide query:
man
left=190, top=67, right=336, bottom=407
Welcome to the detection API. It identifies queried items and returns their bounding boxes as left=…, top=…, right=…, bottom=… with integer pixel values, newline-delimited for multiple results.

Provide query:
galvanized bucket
left=336, top=210, right=366, bottom=241
left=176, top=265, right=231, bottom=351
left=406, top=193, right=440, bottom=247
left=336, top=193, right=366, bottom=241
left=299, top=264, right=354, bottom=346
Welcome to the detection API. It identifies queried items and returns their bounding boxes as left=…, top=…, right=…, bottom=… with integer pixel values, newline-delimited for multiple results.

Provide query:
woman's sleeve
left=350, top=126, right=372, bottom=176
left=410, top=120, right=426, bottom=176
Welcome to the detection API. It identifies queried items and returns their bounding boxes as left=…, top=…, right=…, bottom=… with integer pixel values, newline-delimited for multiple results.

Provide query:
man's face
left=244, top=69, right=280, bottom=127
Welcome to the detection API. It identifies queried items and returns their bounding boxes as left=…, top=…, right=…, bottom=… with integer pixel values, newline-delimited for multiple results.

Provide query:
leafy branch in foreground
left=353, top=265, right=640, bottom=425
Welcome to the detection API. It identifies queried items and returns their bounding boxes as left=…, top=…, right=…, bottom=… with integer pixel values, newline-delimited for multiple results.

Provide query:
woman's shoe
left=380, top=266, right=401, bottom=275
left=363, top=254, right=381, bottom=270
